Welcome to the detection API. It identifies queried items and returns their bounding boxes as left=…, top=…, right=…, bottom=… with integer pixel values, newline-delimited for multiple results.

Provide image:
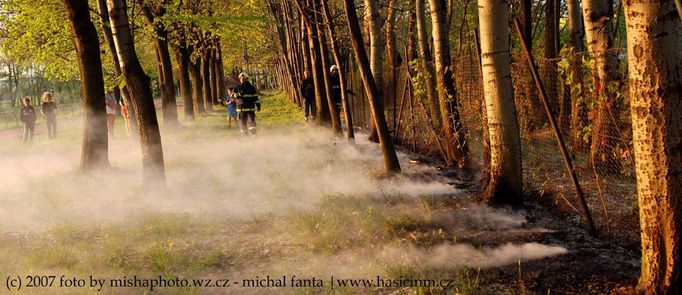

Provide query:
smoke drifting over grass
left=381, top=242, right=568, bottom=269
left=0, top=123, right=459, bottom=232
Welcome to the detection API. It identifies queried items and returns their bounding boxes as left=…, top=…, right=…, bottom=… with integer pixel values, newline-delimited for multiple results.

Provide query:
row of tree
left=268, top=0, right=682, bottom=292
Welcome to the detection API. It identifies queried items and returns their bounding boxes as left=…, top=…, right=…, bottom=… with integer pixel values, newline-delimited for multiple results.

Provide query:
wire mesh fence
left=344, top=47, right=637, bottom=242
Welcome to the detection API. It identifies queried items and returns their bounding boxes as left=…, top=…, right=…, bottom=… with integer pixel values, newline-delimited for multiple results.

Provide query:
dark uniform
left=233, top=80, right=261, bottom=136
left=300, top=77, right=316, bottom=119
left=330, top=74, right=342, bottom=115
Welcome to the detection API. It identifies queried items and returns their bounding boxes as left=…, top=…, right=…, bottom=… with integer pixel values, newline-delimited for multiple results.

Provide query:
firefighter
left=300, top=70, right=315, bottom=121
left=329, top=65, right=354, bottom=118
left=233, top=72, right=261, bottom=136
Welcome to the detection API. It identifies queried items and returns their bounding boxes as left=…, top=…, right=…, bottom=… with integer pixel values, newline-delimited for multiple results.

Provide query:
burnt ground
left=402, top=147, right=641, bottom=295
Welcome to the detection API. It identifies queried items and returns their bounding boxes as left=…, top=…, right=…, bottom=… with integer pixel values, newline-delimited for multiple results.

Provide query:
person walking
left=40, top=91, right=58, bottom=139
left=225, top=87, right=238, bottom=128
left=233, top=73, right=261, bottom=136
left=329, top=65, right=343, bottom=116
left=300, top=70, right=315, bottom=121
left=20, top=97, right=37, bottom=142
left=105, top=92, right=117, bottom=138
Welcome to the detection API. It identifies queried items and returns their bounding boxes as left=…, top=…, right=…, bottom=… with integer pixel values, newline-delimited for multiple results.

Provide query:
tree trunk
left=210, top=44, right=219, bottom=106
left=365, top=0, right=383, bottom=142
left=343, top=0, right=401, bottom=174
left=296, top=0, right=330, bottom=124
left=321, top=0, right=354, bottom=140
left=96, top=0, right=137, bottom=134
left=142, top=4, right=178, bottom=127
left=583, top=0, right=621, bottom=170
left=567, top=0, right=587, bottom=147
left=190, top=58, right=205, bottom=114
left=416, top=0, right=442, bottom=126
left=107, top=0, right=165, bottom=185
left=624, top=1, right=682, bottom=293
left=429, top=0, right=469, bottom=167
left=478, top=0, right=523, bottom=204
left=315, top=14, right=342, bottom=134
left=215, top=40, right=226, bottom=107
left=62, top=0, right=109, bottom=171
left=201, top=43, right=214, bottom=112
left=385, top=0, right=398, bottom=132
left=544, top=0, right=559, bottom=109
left=175, top=37, right=194, bottom=120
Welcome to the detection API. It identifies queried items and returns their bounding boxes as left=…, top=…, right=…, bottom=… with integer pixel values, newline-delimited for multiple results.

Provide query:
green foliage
left=0, top=0, right=79, bottom=81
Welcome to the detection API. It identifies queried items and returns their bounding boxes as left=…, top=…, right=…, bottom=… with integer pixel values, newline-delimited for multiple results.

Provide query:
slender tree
left=478, top=0, right=522, bottom=204
left=343, top=0, right=401, bottom=173
left=567, top=0, right=588, bottom=146
left=429, top=0, right=469, bottom=167
left=582, top=0, right=621, bottom=169
left=107, top=0, right=165, bottom=185
left=142, top=2, right=179, bottom=126
left=416, top=0, right=441, bottom=125
left=624, top=1, right=682, bottom=293
left=320, top=0, right=354, bottom=140
left=62, top=0, right=109, bottom=171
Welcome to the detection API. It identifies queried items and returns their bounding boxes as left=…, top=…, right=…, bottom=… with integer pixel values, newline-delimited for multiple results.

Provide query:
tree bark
left=295, top=0, right=331, bottom=124
left=429, top=0, right=469, bottom=167
left=416, top=0, right=442, bottom=126
left=107, top=0, right=165, bottom=185
left=174, top=36, right=194, bottom=120
left=624, top=1, right=682, bottom=293
left=315, top=12, right=342, bottom=134
left=201, top=40, right=214, bottom=112
left=321, top=0, right=354, bottom=140
left=190, top=58, right=205, bottom=114
left=96, top=0, right=137, bottom=133
left=364, top=0, right=383, bottom=142
left=567, top=0, right=588, bottom=147
left=343, top=0, right=401, bottom=173
left=582, top=0, right=621, bottom=170
left=479, top=0, right=523, bottom=204
left=142, top=4, right=178, bottom=127
left=544, top=0, right=559, bottom=109
left=62, top=0, right=109, bottom=171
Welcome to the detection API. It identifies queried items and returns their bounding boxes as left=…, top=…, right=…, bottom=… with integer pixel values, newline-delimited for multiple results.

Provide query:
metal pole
left=513, top=17, right=597, bottom=236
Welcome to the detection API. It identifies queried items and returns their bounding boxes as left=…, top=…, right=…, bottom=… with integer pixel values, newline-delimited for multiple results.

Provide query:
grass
left=0, top=91, right=484, bottom=294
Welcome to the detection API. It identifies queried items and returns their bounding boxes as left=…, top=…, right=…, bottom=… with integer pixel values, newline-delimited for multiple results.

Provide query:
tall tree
left=364, top=0, right=383, bottom=142
left=624, top=1, right=682, bottom=293
left=582, top=0, right=621, bottom=169
left=107, top=0, right=165, bottom=185
left=429, top=0, right=469, bottom=167
left=479, top=0, right=522, bottom=204
left=416, top=0, right=442, bottom=126
left=173, top=31, right=194, bottom=120
left=320, top=0, right=355, bottom=140
left=96, top=0, right=137, bottom=133
left=142, top=1, right=179, bottom=126
left=62, top=0, right=109, bottom=171
left=567, top=0, right=588, bottom=147
left=343, top=0, right=401, bottom=173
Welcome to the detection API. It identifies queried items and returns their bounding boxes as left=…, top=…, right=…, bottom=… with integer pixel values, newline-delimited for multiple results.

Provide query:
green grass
left=0, top=92, right=482, bottom=294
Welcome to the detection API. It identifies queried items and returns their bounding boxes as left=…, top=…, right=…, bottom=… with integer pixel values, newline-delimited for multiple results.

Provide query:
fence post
left=514, top=17, right=597, bottom=236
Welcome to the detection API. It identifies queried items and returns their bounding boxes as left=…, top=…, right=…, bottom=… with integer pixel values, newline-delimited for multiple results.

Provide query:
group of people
left=225, top=72, right=261, bottom=137
left=19, top=90, right=131, bottom=142
left=19, top=91, right=58, bottom=142
left=300, top=65, right=351, bottom=121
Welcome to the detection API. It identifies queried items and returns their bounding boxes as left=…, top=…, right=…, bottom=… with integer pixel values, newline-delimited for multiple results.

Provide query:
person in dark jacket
left=20, top=97, right=37, bottom=142
left=329, top=65, right=354, bottom=118
left=233, top=72, right=261, bottom=136
left=300, top=70, right=315, bottom=121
